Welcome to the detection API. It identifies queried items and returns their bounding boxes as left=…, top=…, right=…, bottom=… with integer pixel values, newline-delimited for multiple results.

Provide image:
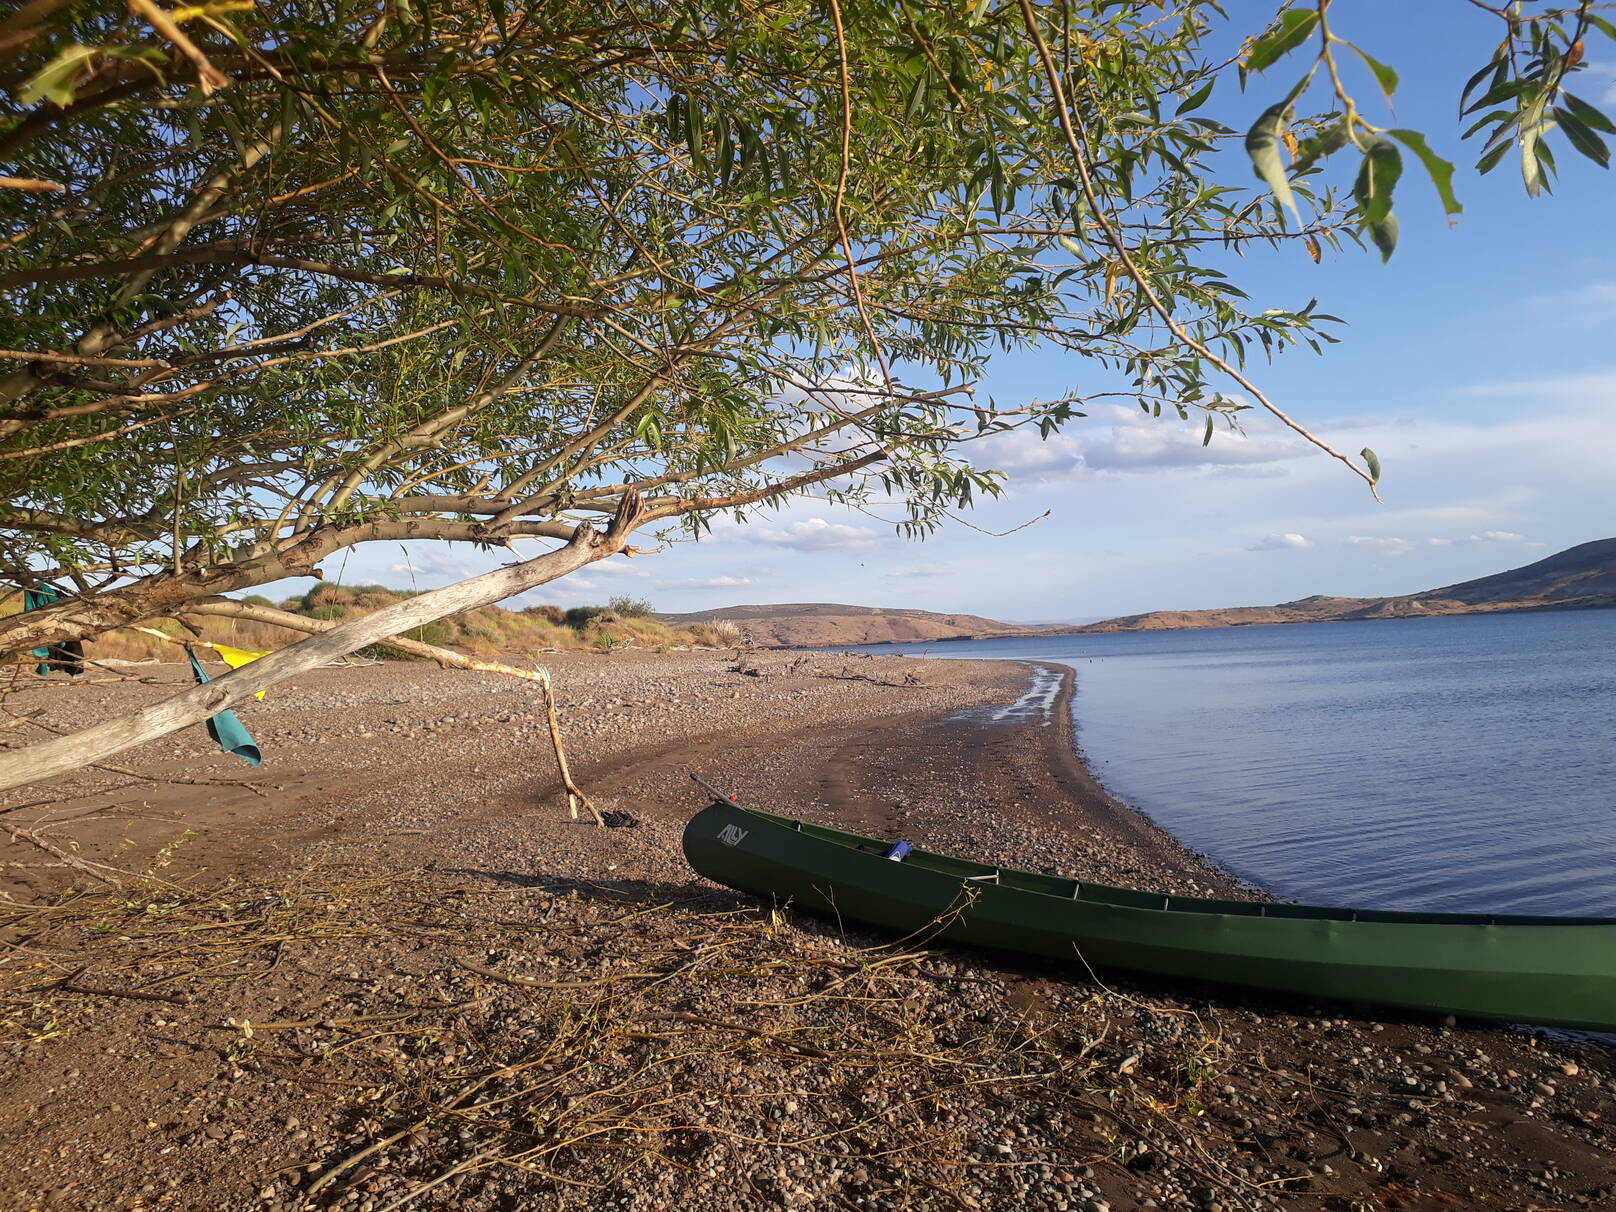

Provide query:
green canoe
left=682, top=792, right=1616, bottom=1031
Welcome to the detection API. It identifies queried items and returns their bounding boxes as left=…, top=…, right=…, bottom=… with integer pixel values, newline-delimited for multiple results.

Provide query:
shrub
left=241, top=593, right=275, bottom=608
left=607, top=594, right=654, bottom=618
left=564, top=605, right=618, bottom=628
left=306, top=583, right=355, bottom=609
left=522, top=603, right=566, bottom=624
left=402, top=621, right=453, bottom=646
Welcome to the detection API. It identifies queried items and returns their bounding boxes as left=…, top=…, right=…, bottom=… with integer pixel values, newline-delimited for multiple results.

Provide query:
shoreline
left=1036, top=661, right=1268, bottom=899
left=3, top=651, right=1614, bottom=1210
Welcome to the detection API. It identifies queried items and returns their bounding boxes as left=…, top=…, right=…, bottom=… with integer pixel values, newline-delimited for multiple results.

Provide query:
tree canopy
left=2, top=0, right=1612, bottom=669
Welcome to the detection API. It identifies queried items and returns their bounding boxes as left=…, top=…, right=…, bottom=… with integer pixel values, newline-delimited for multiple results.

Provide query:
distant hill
left=655, top=602, right=1072, bottom=648
left=670, top=539, right=1616, bottom=646
left=1073, top=537, right=1616, bottom=633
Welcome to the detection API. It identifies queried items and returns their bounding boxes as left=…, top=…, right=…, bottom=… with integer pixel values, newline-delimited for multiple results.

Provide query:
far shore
left=2, top=651, right=1612, bottom=1210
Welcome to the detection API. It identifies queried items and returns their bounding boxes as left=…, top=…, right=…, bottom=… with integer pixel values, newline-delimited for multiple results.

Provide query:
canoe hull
left=683, top=801, right=1616, bottom=1031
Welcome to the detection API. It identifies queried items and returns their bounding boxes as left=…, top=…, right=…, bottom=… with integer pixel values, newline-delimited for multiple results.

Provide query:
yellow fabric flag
left=212, top=644, right=271, bottom=699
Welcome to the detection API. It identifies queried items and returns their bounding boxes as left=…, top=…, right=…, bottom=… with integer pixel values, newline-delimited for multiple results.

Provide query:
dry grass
left=0, top=868, right=1265, bottom=1211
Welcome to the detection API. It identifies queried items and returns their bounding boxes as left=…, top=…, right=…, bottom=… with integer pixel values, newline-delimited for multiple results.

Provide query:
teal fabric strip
left=187, top=650, right=262, bottom=767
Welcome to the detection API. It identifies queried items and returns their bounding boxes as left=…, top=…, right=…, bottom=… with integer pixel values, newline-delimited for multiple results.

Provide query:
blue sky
left=320, top=5, right=1616, bottom=622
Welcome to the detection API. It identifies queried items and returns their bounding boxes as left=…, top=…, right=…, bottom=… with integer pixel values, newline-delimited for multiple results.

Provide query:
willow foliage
left=0, top=0, right=1609, bottom=650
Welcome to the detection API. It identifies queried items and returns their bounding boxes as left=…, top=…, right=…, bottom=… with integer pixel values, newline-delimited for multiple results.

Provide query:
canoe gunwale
left=733, top=801, right=1616, bottom=929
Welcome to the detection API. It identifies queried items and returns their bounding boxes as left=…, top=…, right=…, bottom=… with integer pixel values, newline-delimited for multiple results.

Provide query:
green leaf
left=1466, top=78, right=1529, bottom=114
left=904, top=70, right=929, bottom=121
left=1516, top=86, right=1555, bottom=197
left=1387, top=129, right=1462, bottom=216
left=1555, top=108, right=1611, bottom=168
left=1291, top=119, right=1350, bottom=173
left=1245, top=100, right=1300, bottom=225
left=1564, top=92, right=1616, bottom=136
left=16, top=44, right=97, bottom=107
left=1245, top=11, right=1320, bottom=75
left=1366, top=212, right=1398, bottom=262
left=1348, top=44, right=1399, bottom=100
left=1361, top=447, right=1381, bottom=484
left=1460, top=57, right=1506, bottom=113
left=1476, top=138, right=1511, bottom=175
left=1175, top=79, right=1215, bottom=116
left=1352, top=137, right=1402, bottom=226
left=685, top=94, right=706, bottom=174
left=1202, top=413, right=1214, bottom=447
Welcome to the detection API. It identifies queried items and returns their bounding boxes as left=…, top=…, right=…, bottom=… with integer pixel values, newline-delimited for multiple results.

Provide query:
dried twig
left=58, top=978, right=186, bottom=1005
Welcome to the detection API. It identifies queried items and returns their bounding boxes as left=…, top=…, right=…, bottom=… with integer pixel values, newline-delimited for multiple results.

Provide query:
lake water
left=852, top=611, right=1616, bottom=917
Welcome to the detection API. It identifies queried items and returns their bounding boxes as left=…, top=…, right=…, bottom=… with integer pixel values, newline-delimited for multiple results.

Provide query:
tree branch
left=0, top=505, right=641, bottom=794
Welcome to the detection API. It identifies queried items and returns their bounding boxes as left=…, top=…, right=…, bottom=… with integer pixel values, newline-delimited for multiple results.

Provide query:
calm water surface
left=857, top=611, right=1616, bottom=917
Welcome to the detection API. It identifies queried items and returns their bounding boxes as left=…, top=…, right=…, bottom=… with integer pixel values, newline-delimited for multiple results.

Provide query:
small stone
left=1533, top=1082, right=1556, bottom=1098
left=1561, top=1063, right=1579, bottom=1077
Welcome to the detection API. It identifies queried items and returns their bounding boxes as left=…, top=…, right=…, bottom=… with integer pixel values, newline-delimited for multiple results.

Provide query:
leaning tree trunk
left=0, top=498, right=641, bottom=795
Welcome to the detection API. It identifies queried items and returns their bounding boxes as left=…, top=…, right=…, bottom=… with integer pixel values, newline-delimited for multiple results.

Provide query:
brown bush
left=522, top=604, right=566, bottom=624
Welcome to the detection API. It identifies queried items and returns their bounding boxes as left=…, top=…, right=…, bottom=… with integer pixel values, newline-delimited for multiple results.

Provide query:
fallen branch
left=0, top=708, right=270, bottom=805
left=4, top=824, right=132, bottom=886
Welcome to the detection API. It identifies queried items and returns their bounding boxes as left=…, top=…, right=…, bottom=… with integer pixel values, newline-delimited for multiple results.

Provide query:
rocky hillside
left=1075, top=537, right=1616, bottom=633
left=656, top=602, right=1069, bottom=648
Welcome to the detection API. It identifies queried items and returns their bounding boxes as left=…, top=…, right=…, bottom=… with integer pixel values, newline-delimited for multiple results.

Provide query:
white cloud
left=1345, top=536, right=1417, bottom=556
left=752, top=517, right=878, bottom=551
left=384, top=548, right=480, bottom=582
left=1248, top=532, right=1314, bottom=551
left=509, top=575, right=604, bottom=606
left=1425, top=531, right=1527, bottom=549
left=1585, top=63, right=1616, bottom=105
left=590, top=559, right=652, bottom=578
left=973, top=405, right=1309, bottom=482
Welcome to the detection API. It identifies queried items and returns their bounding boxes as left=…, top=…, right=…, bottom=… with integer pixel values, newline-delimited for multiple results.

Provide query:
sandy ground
left=1, top=651, right=1613, bottom=1212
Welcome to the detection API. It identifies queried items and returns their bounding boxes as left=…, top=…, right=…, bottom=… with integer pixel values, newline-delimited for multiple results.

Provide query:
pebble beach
left=1, top=650, right=1612, bottom=1211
